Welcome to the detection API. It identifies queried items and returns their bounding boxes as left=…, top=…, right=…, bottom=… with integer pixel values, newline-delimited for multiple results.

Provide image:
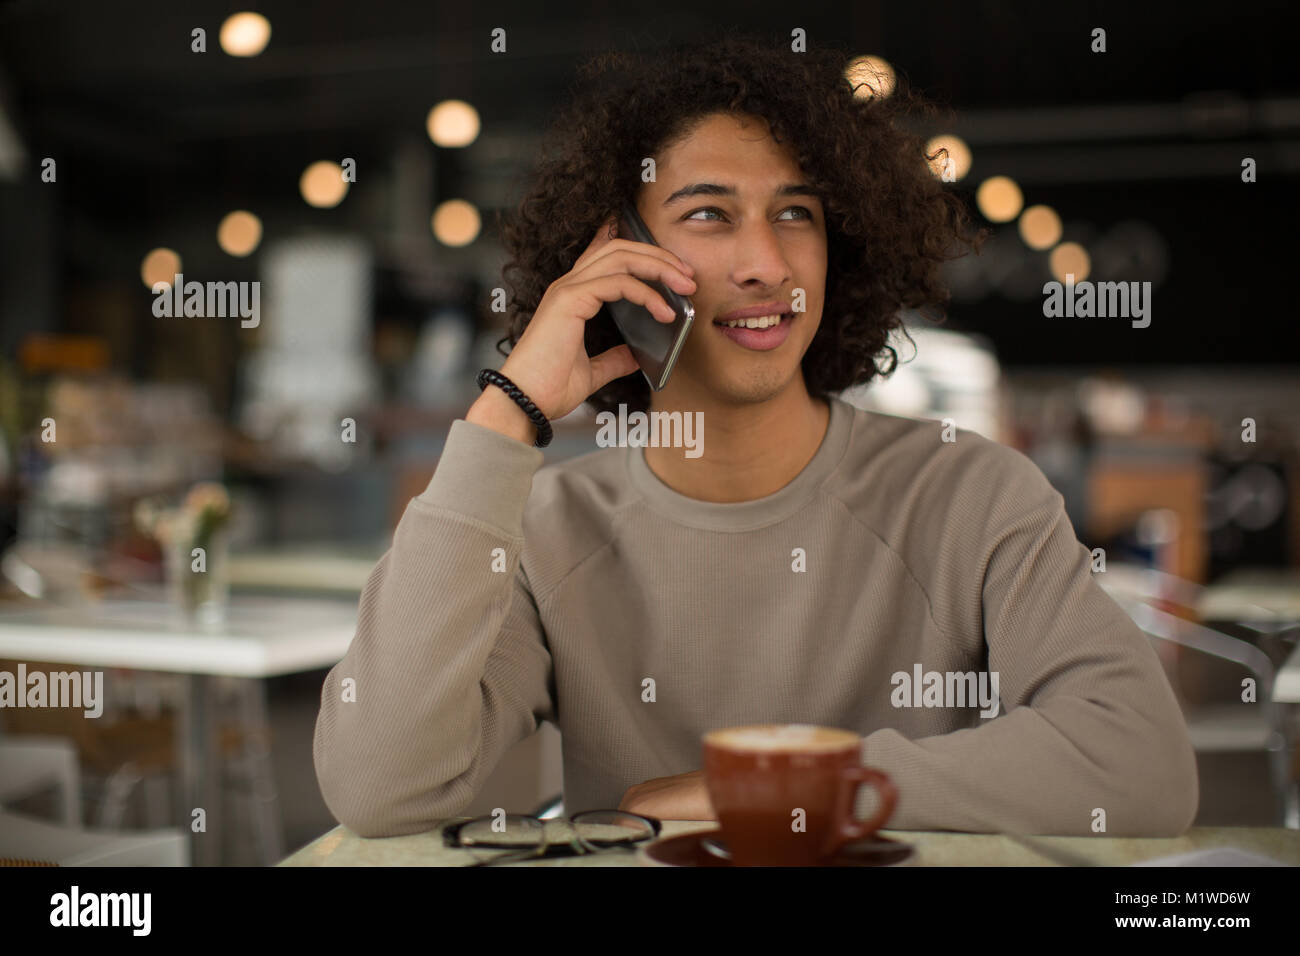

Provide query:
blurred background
left=1, top=1, right=1298, bottom=865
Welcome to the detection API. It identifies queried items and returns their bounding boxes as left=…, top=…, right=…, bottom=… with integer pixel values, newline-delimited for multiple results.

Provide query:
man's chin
left=703, top=372, right=801, bottom=408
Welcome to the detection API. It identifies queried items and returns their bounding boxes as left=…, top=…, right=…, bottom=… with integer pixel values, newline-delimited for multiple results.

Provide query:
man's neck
left=642, top=387, right=832, bottom=503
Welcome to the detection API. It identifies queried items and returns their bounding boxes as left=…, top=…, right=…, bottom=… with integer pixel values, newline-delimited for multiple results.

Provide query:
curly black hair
left=495, top=32, right=984, bottom=416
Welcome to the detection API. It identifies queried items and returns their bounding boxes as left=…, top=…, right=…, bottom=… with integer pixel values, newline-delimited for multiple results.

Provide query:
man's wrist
left=466, top=385, right=539, bottom=446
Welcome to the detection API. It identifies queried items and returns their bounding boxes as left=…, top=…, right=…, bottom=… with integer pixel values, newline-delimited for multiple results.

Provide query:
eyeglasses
left=442, top=811, right=662, bottom=867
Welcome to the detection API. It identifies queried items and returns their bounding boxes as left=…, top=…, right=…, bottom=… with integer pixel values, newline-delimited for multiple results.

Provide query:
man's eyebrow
left=661, top=183, right=823, bottom=206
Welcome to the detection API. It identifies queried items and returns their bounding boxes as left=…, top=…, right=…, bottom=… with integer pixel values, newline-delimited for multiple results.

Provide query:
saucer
left=638, top=829, right=915, bottom=867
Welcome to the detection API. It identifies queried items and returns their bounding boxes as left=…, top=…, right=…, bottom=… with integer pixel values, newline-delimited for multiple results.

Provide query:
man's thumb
left=589, top=344, right=639, bottom=392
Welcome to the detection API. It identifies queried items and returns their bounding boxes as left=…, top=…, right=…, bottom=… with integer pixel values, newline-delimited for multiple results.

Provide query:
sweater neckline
left=624, top=395, right=854, bottom=532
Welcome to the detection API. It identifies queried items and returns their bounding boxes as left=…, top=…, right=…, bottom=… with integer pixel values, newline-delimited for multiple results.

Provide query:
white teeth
left=720, top=314, right=784, bottom=329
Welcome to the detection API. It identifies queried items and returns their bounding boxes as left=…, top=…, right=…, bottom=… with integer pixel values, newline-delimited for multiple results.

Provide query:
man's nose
left=730, top=221, right=793, bottom=288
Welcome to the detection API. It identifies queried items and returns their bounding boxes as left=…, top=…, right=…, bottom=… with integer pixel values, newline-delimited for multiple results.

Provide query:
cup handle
left=825, top=766, right=898, bottom=856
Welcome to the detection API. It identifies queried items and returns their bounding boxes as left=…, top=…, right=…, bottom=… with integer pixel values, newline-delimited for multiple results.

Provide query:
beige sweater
left=313, top=395, right=1198, bottom=837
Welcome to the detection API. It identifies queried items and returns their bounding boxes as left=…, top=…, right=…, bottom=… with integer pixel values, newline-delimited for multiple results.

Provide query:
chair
left=1097, top=564, right=1298, bottom=828
left=0, top=665, right=284, bottom=864
left=0, top=735, right=83, bottom=826
left=88, top=674, right=285, bottom=865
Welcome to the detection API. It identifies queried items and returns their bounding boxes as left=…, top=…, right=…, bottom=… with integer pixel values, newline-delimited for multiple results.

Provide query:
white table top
left=1199, top=568, right=1300, bottom=623
left=226, top=549, right=379, bottom=594
left=0, top=596, right=357, bottom=677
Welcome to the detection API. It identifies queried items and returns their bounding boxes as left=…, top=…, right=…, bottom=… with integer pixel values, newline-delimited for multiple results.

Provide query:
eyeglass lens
left=458, top=811, right=654, bottom=848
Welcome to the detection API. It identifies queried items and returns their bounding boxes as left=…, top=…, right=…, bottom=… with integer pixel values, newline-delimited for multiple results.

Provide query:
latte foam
left=704, top=724, right=859, bottom=753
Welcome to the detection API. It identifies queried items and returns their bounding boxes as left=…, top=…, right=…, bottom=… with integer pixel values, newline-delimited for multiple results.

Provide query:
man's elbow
left=1153, top=736, right=1200, bottom=836
left=326, top=800, right=435, bottom=840
left=314, top=736, right=477, bottom=838
left=318, top=772, right=476, bottom=838
left=1112, top=725, right=1200, bottom=837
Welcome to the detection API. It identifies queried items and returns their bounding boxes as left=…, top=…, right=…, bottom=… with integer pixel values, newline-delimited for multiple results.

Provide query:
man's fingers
left=573, top=215, right=695, bottom=281
left=572, top=216, right=619, bottom=272
left=589, top=344, right=640, bottom=392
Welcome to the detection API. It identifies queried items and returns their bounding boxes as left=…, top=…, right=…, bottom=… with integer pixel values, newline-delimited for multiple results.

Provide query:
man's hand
left=618, top=770, right=716, bottom=820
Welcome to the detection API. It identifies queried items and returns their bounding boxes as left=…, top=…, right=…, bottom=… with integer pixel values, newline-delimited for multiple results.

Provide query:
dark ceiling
left=5, top=1, right=1296, bottom=197
left=1, top=0, right=1298, bottom=365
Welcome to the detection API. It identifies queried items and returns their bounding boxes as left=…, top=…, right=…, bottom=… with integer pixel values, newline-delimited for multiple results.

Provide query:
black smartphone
left=604, top=200, right=696, bottom=391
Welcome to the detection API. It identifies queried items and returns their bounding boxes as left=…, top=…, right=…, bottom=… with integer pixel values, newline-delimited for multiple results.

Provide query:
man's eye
left=684, top=206, right=814, bottom=222
left=685, top=207, right=726, bottom=222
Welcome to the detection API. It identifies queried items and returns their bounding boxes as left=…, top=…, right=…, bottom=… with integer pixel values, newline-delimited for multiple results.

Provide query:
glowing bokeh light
left=976, top=175, right=1024, bottom=223
left=219, top=13, right=271, bottom=57
left=300, top=161, right=348, bottom=208
left=426, top=100, right=481, bottom=147
left=1018, top=205, right=1063, bottom=251
left=141, top=247, right=181, bottom=289
left=925, top=134, right=972, bottom=181
left=845, top=55, right=895, bottom=99
left=217, top=210, right=263, bottom=257
left=1050, top=242, right=1092, bottom=282
left=431, top=199, right=481, bottom=246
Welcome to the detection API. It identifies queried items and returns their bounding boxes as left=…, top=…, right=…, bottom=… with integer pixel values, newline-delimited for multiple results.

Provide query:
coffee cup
left=702, top=723, right=897, bottom=866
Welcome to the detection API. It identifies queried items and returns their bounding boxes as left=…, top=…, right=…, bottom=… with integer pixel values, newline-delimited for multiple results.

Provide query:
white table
left=0, top=596, right=357, bottom=865
left=1198, top=568, right=1300, bottom=626
left=226, top=549, right=377, bottom=596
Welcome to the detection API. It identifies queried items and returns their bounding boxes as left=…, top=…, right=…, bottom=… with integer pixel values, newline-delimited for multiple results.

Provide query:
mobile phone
left=604, top=200, right=696, bottom=391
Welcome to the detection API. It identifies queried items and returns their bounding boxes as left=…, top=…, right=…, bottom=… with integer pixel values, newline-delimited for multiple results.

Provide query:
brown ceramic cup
left=702, top=724, right=897, bottom=867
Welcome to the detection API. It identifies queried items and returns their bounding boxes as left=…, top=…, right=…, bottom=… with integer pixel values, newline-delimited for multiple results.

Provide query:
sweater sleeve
left=313, top=419, right=556, bottom=837
left=861, top=441, right=1200, bottom=837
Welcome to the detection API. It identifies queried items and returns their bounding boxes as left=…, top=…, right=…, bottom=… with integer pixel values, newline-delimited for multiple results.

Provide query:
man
left=313, top=35, right=1198, bottom=838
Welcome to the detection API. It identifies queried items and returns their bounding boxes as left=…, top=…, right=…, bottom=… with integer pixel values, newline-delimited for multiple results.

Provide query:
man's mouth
left=711, top=312, right=796, bottom=350
left=712, top=313, right=790, bottom=329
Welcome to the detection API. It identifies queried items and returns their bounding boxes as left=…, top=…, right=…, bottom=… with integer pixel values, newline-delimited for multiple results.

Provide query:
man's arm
left=861, top=441, right=1199, bottom=837
left=312, top=419, right=555, bottom=837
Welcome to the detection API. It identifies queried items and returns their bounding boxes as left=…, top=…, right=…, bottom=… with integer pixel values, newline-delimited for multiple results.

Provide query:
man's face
left=633, top=112, right=827, bottom=408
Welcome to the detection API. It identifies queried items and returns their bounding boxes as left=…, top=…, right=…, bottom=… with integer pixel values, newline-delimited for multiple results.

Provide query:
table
left=0, top=596, right=357, bottom=866
left=1198, top=568, right=1300, bottom=626
left=226, top=549, right=378, bottom=596
left=280, top=820, right=1300, bottom=867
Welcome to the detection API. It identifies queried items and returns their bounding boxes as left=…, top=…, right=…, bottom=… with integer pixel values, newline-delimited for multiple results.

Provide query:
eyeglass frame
left=442, top=810, right=663, bottom=867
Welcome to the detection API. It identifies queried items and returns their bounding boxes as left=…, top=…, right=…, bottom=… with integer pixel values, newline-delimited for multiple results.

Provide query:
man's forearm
left=860, top=690, right=1198, bottom=837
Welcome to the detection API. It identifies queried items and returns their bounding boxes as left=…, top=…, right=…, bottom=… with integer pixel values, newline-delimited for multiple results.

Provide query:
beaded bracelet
left=475, top=368, right=553, bottom=448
